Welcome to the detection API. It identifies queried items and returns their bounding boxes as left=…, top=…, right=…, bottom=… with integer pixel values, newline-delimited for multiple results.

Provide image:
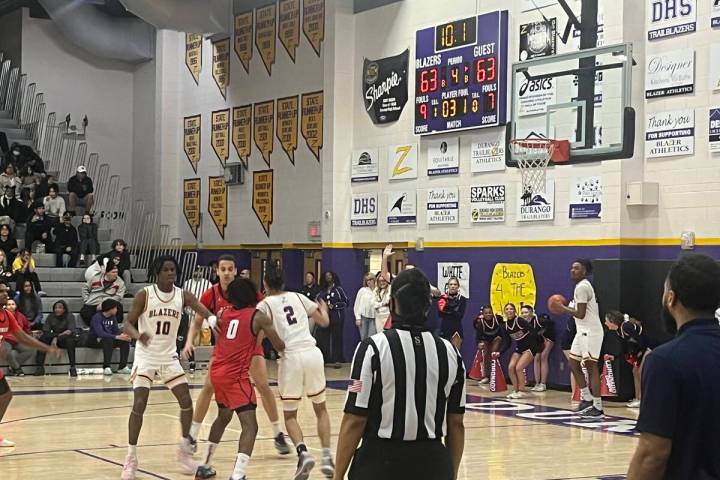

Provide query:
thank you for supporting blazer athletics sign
left=351, top=192, right=377, bottom=227
left=647, top=0, right=696, bottom=40
left=363, top=49, right=409, bottom=124
left=646, top=109, right=695, bottom=159
left=645, top=50, right=694, bottom=99
left=710, top=108, right=720, bottom=153
left=470, top=185, right=505, bottom=223
left=427, top=187, right=459, bottom=224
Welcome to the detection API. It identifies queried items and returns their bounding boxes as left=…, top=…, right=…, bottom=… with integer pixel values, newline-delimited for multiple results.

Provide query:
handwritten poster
left=208, top=176, right=227, bottom=239
left=437, top=263, right=470, bottom=297
left=303, top=0, right=324, bottom=56
left=185, top=33, right=202, bottom=84
left=211, top=109, right=230, bottom=166
left=254, top=100, right=275, bottom=166
left=301, top=91, right=323, bottom=161
left=255, top=3, right=277, bottom=75
left=183, top=178, right=201, bottom=238
left=183, top=115, right=201, bottom=172
left=276, top=96, right=299, bottom=164
left=212, top=38, right=230, bottom=98
left=234, top=12, right=253, bottom=74
left=232, top=105, right=252, bottom=169
left=278, top=0, right=300, bottom=62
left=252, top=169, right=274, bottom=236
left=489, top=263, right=537, bottom=315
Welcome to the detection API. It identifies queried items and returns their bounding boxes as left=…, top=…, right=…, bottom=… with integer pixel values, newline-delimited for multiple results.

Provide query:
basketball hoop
left=510, top=139, right=569, bottom=196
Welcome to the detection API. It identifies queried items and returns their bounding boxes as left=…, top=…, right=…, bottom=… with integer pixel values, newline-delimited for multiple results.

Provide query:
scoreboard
left=414, top=11, right=508, bottom=135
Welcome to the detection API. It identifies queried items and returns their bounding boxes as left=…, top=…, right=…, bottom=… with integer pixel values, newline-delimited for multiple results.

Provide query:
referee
left=333, top=268, right=466, bottom=480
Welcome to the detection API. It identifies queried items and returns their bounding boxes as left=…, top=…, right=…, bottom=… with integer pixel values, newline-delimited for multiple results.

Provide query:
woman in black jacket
left=0, top=224, right=18, bottom=265
left=35, top=300, right=77, bottom=377
left=316, top=271, right=348, bottom=366
left=437, top=276, right=467, bottom=350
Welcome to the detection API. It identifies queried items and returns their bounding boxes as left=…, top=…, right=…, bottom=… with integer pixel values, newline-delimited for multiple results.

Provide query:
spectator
left=19, top=164, right=41, bottom=199
left=34, top=300, right=77, bottom=377
left=34, top=174, right=57, bottom=200
left=8, top=143, right=42, bottom=174
left=182, top=266, right=212, bottom=301
left=12, top=249, right=44, bottom=295
left=353, top=273, right=376, bottom=341
left=0, top=299, right=35, bottom=376
left=52, top=212, right=79, bottom=268
left=67, top=165, right=94, bottom=215
left=15, top=280, right=43, bottom=329
left=0, top=164, right=21, bottom=199
left=437, top=276, right=467, bottom=350
left=0, top=186, right=22, bottom=226
left=16, top=188, right=34, bottom=224
left=25, top=203, right=54, bottom=254
left=80, top=264, right=125, bottom=327
left=0, top=250, right=15, bottom=285
left=78, top=213, right=99, bottom=266
left=88, top=299, right=131, bottom=375
left=208, top=260, right=219, bottom=284
left=316, top=271, right=348, bottom=367
left=97, top=239, right=132, bottom=295
left=2, top=143, right=21, bottom=170
left=0, top=224, right=18, bottom=265
left=43, top=185, right=65, bottom=223
left=300, top=271, right=320, bottom=300
left=373, top=273, right=391, bottom=335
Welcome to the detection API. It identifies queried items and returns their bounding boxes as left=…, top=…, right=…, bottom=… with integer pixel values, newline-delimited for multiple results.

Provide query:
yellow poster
left=254, top=100, right=274, bottom=166
left=183, top=178, right=201, bottom=238
left=252, top=169, right=274, bottom=236
left=234, top=12, right=253, bottom=74
left=303, top=0, right=324, bottom=57
left=232, top=105, right=252, bottom=169
left=301, top=91, right=323, bottom=161
left=185, top=33, right=202, bottom=84
left=489, top=263, right=537, bottom=317
left=276, top=95, right=298, bottom=164
left=278, top=0, right=300, bottom=62
left=183, top=114, right=201, bottom=172
left=208, top=176, right=228, bottom=239
left=212, top=38, right=230, bottom=98
left=211, top=109, right=230, bottom=166
left=255, top=3, right=277, bottom=76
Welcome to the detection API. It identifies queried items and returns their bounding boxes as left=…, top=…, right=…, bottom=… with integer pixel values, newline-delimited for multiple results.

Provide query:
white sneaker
left=506, top=391, right=517, bottom=399
left=176, top=443, right=198, bottom=474
left=121, top=455, right=138, bottom=479
left=627, top=399, right=641, bottom=408
left=0, top=436, right=15, bottom=447
left=103, top=367, right=113, bottom=376
left=320, top=455, right=335, bottom=478
left=513, top=391, right=526, bottom=399
left=532, top=383, right=546, bottom=392
left=293, top=451, right=315, bottom=480
left=478, top=377, right=490, bottom=385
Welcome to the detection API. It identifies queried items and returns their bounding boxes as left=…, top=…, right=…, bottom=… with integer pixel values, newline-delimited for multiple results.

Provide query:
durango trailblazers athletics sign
left=362, top=49, right=409, bottom=124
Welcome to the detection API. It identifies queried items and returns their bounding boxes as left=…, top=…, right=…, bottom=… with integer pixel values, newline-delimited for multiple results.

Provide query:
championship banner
left=211, top=109, right=230, bottom=166
left=276, top=95, right=299, bottom=164
left=183, top=115, right=201, bottom=173
left=437, top=263, right=470, bottom=297
left=301, top=91, right=323, bottom=161
left=519, top=18, right=556, bottom=61
left=646, top=110, right=695, bottom=159
left=645, top=50, right=694, bottom=98
left=709, top=108, right=720, bottom=153
left=234, top=12, right=253, bottom=74
left=489, top=263, right=537, bottom=316
left=303, top=0, right=324, bottom=56
left=351, top=148, right=379, bottom=183
left=183, top=178, right=201, bottom=238
left=426, top=187, right=459, bottom=224
left=362, top=49, right=409, bottom=124
left=517, top=180, right=555, bottom=222
left=471, top=132, right=506, bottom=173
left=569, top=176, right=602, bottom=219
left=714, top=0, right=720, bottom=28
left=647, top=0, right=696, bottom=40
left=351, top=192, right=378, bottom=227
left=255, top=3, right=277, bottom=75
left=387, top=143, right=418, bottom=180
left=232, top=105, right=252, bottom=169
left=252, top=169, right=274, bottom=236
left=212, top=38, right=230, bottom=98
left=711, top=43, right=720, bottom=92
left=387, top=190, right=417, bottom=225
left=185, top=33, right=202, bottom=84
left=254, top=100, right=275, bottom=166
left=278, top=0, right=300, bottom=62
left=427, top=137, right=459, bottom=176
left=208, top=176, right=227, bottom=239
left=470, top=185, right=505, bottom=223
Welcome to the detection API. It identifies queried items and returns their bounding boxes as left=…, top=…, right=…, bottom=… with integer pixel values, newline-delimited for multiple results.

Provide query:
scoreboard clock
left=414, top=10, right=509, bottom=135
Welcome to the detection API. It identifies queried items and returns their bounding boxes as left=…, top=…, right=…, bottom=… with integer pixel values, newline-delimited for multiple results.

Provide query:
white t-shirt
left=257, top=292, right=318, bottom=353
left=573, top=279, right=601, bottom=331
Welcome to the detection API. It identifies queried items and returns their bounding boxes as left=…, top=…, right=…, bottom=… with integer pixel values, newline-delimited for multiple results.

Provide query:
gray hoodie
left=82, top=270, right=126, bottom=306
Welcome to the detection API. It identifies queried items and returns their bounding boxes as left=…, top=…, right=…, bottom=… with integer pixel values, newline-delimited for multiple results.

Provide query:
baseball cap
left=77, top=165, right=87, bottom=173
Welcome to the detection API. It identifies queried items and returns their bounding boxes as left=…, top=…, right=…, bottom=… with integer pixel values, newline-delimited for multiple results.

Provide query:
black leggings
left=349, top=439, right=453, bottom=480
left=88, top=335, right=129, bottom=369
left=36, top=334, right=76, bottom=367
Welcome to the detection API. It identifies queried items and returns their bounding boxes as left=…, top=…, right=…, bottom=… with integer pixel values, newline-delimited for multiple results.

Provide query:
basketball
left=547, top=294, right=567, bottom=314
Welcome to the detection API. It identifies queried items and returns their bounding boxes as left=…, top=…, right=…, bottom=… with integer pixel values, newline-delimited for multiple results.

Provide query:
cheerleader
left=505, top=304, right=542, bottom=399
left=473, top=305, right=506, bottom=385
left=437, top=277, right=466, bottom=350
left=531, top=313, right=556, bottom=392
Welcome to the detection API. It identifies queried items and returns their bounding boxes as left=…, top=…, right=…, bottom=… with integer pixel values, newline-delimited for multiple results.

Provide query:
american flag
left=348, top=379, right=363, bottom=393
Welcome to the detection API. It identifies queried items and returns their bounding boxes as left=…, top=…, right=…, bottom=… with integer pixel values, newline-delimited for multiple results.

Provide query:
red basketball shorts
left=211, top=373, right=257, bottom=411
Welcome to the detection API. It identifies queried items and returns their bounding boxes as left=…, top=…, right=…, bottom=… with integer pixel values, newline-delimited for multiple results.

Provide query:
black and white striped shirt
left=344, top=327, right=466, bottom=441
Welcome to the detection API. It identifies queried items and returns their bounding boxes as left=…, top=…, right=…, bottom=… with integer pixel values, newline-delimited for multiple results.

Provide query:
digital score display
left=415, top=11, right=508, bottom=135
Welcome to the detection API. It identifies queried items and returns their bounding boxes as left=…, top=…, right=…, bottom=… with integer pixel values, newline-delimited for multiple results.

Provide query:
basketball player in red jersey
left=184, top=278, right=286, bottom=480
left=0, top=282, right=61, bottom=447
left=188, top=255, right=290, bottom=454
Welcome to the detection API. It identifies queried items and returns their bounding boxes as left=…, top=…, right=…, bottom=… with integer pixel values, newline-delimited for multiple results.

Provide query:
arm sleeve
left=636, top=352, right=678, bottom=439
left=344, top=339, right=377, bottom=416
left=447, top=350, right=467, bottom=414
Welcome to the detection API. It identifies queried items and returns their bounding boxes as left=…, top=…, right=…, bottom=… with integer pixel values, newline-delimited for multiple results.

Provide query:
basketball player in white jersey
left=256, top=263, right=334, bottom=480
left=120, top=256, right=216, bottom=480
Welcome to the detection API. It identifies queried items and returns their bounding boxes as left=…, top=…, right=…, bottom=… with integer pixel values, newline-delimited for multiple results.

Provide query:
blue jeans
left=360, top=316, right=376, bottom=341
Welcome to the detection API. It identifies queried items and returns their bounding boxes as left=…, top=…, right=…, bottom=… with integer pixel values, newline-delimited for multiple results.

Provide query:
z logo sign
left=388, top=143, right=417, bottom=180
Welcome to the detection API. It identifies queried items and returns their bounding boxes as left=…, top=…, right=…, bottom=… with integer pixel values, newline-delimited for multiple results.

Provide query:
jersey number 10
left=155, top=321, right=171, bottom=335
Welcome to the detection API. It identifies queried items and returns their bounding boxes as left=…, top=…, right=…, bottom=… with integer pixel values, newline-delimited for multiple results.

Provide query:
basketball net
left=510, top=139, right=556, bottom=197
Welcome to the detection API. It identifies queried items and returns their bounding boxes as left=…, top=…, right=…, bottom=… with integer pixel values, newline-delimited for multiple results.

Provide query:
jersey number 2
left=155, top=321, right=171, bottom=335
left=284, top=306, right=297, bottom=325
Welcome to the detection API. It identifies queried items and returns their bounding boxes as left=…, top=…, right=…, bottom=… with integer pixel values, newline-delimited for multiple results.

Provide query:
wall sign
left=351, top=148, right=379, bottom=183
left=427, top=137, right=459, bottom=176
left=517, top=180, right=554, bottom=222
left=645, top=49, right=694, bottom=98
left=470, top=185, right=505, bottom=223
left=255, top=3, right=277, bottom=75
left=234, top=12, right=253, bottom=73
left=212, top=38, right=230, bottom=99
left=254, top=100, right=275, bottom=166
left=183, top=115, right=201, bottom=172
left=427, top=187, right=459, bottom=224
left=471, top=132, right=506, bottom=172
left=646, top=109, right=695, bottom=158
left=211, top=109, right=230, bottom=166
left=208, top=176, right=227, bottom=239
left=232, top=105, right=252, bottom=169
left=185, top=33, right=202, bottom=84
left=301, top=91, right=323, bottom=161
left=252, top=169, right=274, bottom=236
left=351, top=192, right=378, bottom=227
left=363, top=49, right=409, bottom=124
left=710, top=108, right=720, bottom=153
left=387, top=190, right=417, bottom=225
left=278, top=0, right=300, bottom=62
left=711, top=43, right=720, bottom=92
left=569, top=176, right=602, bottom=219
left=437, top=263, right=470, bottom=297
left=183, top=178, right=201, bottom=238
left=387, top=143, right=418, bottom=180
left=490, top=263, right=537, bottom=315
left=303, top=0, right=324, bottom=56
left=647, top=0, right=696, bottom=40
left=713, top=0, right=720, bottom=28
left=517, top=75, right=556, bottom=116
left=519, top=18, right=556, bottom=61
left=276, top=95, right=299, bottom=164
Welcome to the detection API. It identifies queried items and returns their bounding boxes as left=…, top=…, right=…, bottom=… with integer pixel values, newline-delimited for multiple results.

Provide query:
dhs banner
left=647, top=0, right=696, bottom=40
left=351, top=192, right=378, bottom=227
left=363, top=49, right=409, bottom=124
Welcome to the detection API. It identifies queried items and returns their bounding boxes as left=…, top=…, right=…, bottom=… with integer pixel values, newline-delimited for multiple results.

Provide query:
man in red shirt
left=184, top=278, right=285, bottom=480
left=0, top=282, right=61, bottom=447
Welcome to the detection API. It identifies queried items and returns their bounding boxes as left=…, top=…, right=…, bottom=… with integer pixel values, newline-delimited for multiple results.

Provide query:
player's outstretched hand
left=138, top=332, right=151, bottom=347
left=182, top=343, right=194, bottom=361
left=48, top=345, right=62, bottom=359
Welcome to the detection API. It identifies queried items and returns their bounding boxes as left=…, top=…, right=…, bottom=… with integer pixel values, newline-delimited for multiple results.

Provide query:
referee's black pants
left=349, top=438, right=453, bottom=480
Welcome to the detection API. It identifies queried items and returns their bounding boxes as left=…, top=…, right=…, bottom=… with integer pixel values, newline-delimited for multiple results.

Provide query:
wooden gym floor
left=1, top=363, right=638, bottom=479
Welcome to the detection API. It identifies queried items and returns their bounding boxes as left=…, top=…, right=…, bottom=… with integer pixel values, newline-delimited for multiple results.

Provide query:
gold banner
left=183, top=178, right=201, bottom=238
left=211, top=109, right=230, bottom=166
left=254, top=100, right=275, bottom=166
left=255, top=3, right=277, bottom=75
left=212, top=38, right=230, bottom=98
left=183, top=114, right=201, bottom=172
left=278, top=0, right=300, bottom=62
left=252, top=169, right=274, bottom=236
left=232, top=105, right=252, bottom=169
left=185, top=33, right=202, bottom=84
left=301, top=91, right=323, bottom=161
left=276, top=95, right=298, bottom=164
left=302, top=0, right=324, bottom=57
left=234, top=12, right=253, bottom=73
left=208, top=176, right=228, bottom=239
